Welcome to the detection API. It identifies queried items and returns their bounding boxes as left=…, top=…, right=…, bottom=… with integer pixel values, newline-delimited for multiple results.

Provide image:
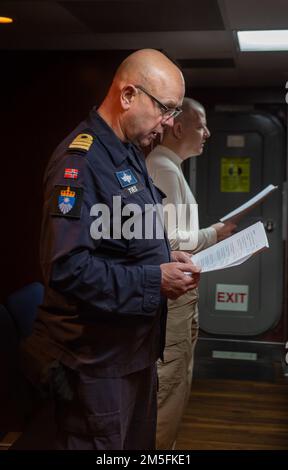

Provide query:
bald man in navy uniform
left=23, top=49, right=200, bottom=450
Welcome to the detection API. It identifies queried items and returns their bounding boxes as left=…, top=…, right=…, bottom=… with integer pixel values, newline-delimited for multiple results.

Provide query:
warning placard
left=221, top=158, right=250, bottom=192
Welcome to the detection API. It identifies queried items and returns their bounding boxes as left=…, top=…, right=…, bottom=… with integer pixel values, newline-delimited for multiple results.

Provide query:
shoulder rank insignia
left=68, top=133, right=93, bottom=152
left=50, top=185, right=83, bottom=218
left=115, top=169, right=138, bottom=188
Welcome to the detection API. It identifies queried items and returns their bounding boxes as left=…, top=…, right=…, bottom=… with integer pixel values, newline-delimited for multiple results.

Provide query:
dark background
left=0, top=50, right=286, bottom=343
left=0, top=50, right=131, bottom=301
left=0, top=51, right=285, bottom=299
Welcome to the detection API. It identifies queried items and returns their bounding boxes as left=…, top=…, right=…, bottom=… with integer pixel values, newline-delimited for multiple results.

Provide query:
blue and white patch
left=58, top=193, right=75, bottom=215
left=50, top=185, right=83, bottom=218
left=115, top=169, right=138, bottom=188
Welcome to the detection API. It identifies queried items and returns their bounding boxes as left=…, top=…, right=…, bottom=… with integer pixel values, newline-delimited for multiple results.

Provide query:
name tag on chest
left=122, top=182, right=145, bottom=197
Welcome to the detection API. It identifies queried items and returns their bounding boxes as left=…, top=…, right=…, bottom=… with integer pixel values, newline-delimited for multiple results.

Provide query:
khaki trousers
left=156, top=289, right=199, bottom=450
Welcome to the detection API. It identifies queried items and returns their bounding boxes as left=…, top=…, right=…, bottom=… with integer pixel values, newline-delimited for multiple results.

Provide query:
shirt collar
left=154, top=145, right=183, bottom=167
left=87, top=107, right=130, bottom=167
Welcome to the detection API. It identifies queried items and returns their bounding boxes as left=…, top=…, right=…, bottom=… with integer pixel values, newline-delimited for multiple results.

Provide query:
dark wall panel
left=0, top=50, right=130, bottom=302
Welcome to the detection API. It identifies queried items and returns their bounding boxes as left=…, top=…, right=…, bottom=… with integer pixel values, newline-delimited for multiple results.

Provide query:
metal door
left=195, top=111, right=285, bottom=335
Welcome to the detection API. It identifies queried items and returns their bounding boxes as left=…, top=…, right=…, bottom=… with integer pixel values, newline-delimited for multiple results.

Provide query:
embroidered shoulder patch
left=64, top=168, right=79, bottom=179
left=50, top=185, right=83, bottom=218
left=68, top=133, right=93, bottom=152
left=115, top=169, right=138, bottom=188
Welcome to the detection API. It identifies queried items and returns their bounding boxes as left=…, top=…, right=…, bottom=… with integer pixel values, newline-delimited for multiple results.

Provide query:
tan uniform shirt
left=147, top=145, right=217, bottom=449
left=146, top=145, right=217, bottom=251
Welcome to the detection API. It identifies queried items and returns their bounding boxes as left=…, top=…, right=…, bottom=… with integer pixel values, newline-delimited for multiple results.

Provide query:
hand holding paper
left=211, top=221, right=237, bottom=242
left=220, top=184, right=278, bottom=223
left=192, top=221, right=269, bottom=273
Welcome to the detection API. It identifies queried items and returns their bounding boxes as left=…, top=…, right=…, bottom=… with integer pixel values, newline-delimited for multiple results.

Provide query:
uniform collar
left=87, top=107, right=130, bottom=167
left=153, top=144, right=183, bottom=167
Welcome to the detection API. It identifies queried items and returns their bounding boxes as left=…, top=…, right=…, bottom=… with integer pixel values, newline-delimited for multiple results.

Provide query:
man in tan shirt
left=146, top=98, right=236, bottom=449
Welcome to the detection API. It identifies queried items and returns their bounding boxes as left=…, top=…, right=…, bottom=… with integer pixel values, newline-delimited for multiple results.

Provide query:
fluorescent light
left=237, top=30, right=288, bottom=51
left=0, top=16, right=13, bottom=24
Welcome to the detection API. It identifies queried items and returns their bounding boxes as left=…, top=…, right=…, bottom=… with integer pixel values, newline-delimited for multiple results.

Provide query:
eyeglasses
left=135, top=85, right=182, bottom=121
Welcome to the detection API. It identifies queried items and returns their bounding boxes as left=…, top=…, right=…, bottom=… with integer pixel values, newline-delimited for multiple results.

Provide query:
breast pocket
left=118, top=187, right=166, bottom=260
left=118, top=187, right=151, bottom=241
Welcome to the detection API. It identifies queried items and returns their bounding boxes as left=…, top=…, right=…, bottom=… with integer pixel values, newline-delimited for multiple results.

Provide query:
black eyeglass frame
left=135, top=85, right=182, bottom=120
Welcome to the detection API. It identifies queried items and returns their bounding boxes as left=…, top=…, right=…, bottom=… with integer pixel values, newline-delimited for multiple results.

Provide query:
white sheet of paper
left=191, top=221, right=269, bottom=273
left=220, top=184, right=278, bottom=223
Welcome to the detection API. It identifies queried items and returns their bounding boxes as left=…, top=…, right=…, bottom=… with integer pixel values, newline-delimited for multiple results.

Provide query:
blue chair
left=0, top=283, right=44, bottom=433
left=2, top=283, right=57, bottom=448
left=6, top=282, right=44, bottom=338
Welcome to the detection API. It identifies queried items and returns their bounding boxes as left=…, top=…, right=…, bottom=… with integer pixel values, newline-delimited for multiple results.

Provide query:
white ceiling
left=0, top=0, right=288, bottom=87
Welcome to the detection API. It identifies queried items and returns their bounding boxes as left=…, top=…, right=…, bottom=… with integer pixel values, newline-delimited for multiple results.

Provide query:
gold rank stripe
left=68, top=133, right=93, bottom=151
left=69, top=143, right=92, bottom=150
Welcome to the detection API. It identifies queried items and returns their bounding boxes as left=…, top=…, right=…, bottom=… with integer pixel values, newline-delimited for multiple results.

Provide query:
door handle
left=264, top=219, right=275, bottom=232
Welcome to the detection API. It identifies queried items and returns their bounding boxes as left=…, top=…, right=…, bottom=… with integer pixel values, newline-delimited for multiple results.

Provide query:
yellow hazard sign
left=221, top=158, right=250, bottom=192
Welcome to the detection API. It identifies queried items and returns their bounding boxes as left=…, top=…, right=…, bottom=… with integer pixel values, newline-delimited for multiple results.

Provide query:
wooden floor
left=1, top=378, right=287, bottom=451
left=175, top=378, right=288, bottom=450
left=0, top=433, right=22, bottom=451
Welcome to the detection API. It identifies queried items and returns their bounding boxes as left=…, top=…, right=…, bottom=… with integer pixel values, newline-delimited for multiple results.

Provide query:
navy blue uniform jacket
left=36, top=108, right=171, bottom=377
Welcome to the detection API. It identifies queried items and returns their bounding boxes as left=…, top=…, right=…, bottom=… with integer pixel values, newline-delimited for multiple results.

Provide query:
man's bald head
left=98, top=49, right=185, bottom=147
left=161, top=97, right=210, bottom=160
left=175, top=97, right=205, bottom=126
left=114, top=49, right=184, bottom=95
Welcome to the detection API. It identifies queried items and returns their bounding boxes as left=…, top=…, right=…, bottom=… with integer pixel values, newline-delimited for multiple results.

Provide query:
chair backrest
left=6, top=282, right=44, bottom=338
left=1, top=282, right=44, bottom=430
